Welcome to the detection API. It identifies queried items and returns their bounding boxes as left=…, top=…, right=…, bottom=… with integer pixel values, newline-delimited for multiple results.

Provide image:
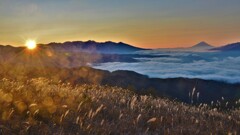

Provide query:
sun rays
left=25, top=40, right=37, bottom=50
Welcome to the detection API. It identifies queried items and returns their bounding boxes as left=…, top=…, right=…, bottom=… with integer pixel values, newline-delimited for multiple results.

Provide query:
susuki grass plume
left=0, top=78, right=239, bottom=134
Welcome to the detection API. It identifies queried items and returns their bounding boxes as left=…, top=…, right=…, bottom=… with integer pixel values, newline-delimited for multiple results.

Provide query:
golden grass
left=0, top=78, right=239, bottom=134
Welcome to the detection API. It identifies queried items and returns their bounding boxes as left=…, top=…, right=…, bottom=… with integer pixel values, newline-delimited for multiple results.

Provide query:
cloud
left=93, top=51, right=240, bottom=83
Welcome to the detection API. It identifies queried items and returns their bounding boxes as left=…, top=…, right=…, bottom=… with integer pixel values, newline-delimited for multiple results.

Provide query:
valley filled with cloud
left=94, top=51, right=240, bottom=83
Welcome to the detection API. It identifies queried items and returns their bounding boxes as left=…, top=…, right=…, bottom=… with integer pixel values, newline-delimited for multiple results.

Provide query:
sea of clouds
left=93, top=50, right=240, bottom=84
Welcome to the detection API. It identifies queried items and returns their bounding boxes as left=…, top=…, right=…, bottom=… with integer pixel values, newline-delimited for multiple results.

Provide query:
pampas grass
left=0, top=78, right=239, bottom=134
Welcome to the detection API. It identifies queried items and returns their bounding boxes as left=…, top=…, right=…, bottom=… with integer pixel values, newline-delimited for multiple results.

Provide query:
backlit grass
left=0, top=78, right=239, bottom=134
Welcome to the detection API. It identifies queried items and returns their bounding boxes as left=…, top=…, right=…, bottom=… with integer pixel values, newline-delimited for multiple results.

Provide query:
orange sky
left=0, top=0, right=240, bottom=48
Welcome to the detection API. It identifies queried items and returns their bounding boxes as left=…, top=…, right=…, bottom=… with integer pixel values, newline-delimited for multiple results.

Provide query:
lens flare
left=25, top=40, right=37, bottom=50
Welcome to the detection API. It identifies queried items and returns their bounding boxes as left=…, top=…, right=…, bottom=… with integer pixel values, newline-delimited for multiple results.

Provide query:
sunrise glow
left=25, top=40, right=37, bottom=50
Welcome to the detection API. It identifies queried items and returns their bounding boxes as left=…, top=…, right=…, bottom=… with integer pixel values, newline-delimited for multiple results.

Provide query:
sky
left=0, top=0, right=240, bottom=48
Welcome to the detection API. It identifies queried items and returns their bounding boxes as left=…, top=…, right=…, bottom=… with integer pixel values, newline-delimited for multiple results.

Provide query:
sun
left=25, top=40, right=37, bottom=50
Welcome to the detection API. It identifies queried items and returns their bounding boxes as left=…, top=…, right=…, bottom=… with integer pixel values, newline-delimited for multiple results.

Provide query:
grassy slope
left=0, top=78, right=239, bottom=134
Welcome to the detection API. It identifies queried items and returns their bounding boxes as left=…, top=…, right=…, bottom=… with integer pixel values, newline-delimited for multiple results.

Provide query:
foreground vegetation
left=0, top=78, right=239, bottom=134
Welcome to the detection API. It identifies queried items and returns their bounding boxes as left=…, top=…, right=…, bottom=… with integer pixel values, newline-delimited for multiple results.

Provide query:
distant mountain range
left=155, top=41, right=240, bottom=52
left=2, top=40, right=240, bottom=53
left=155, top=41, right=214, bottom=52
left=189, top=41, right=240, bottom=52
left=191, top=41, right=240, bottom=52
left=211, top=42, right=240, bottom=51
left=39, top=40, right=147, bottom=54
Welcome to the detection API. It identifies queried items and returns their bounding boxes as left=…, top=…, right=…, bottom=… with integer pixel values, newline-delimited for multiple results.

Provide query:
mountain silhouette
left=212, top=42, right=240, bottom=51
left=39, top=40, right=148, bottom=54
left=155, top=41, right=214, bottom=52
left=190, top=41, right=213, bottom=50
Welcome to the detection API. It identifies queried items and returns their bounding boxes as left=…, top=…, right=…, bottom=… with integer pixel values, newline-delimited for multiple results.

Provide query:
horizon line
left=0, top=40, right=239, bottom=49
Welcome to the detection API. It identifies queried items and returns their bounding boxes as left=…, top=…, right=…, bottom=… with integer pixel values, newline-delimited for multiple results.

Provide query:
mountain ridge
left=211, top=42, right=240, bottom=51
left=38, top=40, right=148, bottom=54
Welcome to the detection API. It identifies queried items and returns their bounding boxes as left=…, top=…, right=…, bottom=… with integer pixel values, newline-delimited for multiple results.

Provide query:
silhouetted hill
left=0, top=45, right=23, bottom=52
left=212, top=42, right=240, bottom=51
left=39, top=40, right=148, bottom=54
left=102, top=70, right=240, bottom=107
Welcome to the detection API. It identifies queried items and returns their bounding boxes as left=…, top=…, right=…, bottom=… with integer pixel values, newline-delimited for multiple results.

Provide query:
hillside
left=0, top=45, right=138, bottom=67
left=0, top=66, right=240, bottom=108
left=0, top=78, right=239, bottom=134
left=212, top=42, right=240, bottom=51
